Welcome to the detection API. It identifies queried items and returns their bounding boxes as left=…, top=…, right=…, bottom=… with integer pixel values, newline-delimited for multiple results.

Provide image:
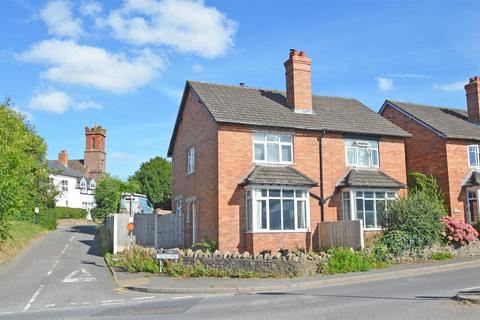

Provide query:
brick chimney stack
left=466, top=76, right=480, bottom=123
left=58, top=149, right=68, bottom=166
left=284, top=49, right=313, bottom=113
left=84, top=125, right=106, bottom=179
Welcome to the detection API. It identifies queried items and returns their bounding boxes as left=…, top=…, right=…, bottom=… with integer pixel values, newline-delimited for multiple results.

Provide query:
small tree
left=93, top=174, right=140, bottom=221
left=381, top=173, right=447, bottom=248
left=129, top=156, right=172, bottom=209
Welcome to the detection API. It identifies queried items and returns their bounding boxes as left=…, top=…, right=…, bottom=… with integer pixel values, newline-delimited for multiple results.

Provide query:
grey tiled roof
left=240, top=166, right=318, bottom=187
left=385, top=100, right=480, bottom=140
left=194, top=81, right=408, bottom=131
left=47, top=160, right=84, bottom=178
left=337, top=169, right=406, bottom=189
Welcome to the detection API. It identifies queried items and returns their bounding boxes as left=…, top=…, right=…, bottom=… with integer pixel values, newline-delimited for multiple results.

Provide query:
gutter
left=319, top=130, right=326, bottom=222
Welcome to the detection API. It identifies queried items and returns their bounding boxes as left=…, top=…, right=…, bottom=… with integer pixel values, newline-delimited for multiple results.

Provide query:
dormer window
left=345, top=139, right=379, bottom=168
left=89, top=180, right=96, bottom=189
left=253, top=133, right=293, bottom=164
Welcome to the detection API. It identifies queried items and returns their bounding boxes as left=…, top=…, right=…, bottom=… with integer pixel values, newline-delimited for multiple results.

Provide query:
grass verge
left=0, top=221, right=47, bottom=264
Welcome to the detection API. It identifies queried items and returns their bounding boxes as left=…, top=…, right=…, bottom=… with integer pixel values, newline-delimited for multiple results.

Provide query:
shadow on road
left=79, top=239, right=103, bottom=257
left=257, top=292, right=455, bottom=302
left=68, top=225, right=97, bottom=235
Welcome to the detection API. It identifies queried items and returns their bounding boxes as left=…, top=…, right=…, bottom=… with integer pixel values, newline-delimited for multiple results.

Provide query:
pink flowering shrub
left=441, top=216, right=479, bottom=246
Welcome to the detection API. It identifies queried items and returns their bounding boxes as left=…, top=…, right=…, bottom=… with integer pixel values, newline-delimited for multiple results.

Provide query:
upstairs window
left=90, top=180, right=96, bottom=189
left=345, top=139, right=379, bottom=168
left=253, top=133, right=293, bottom=164
left=61, top=180, right=68, bottom=191
left=80, top=179, right=87, bottom=192
left=187, top=146, right=195, bottom=174
left=468, top=145, right=480, bottom=167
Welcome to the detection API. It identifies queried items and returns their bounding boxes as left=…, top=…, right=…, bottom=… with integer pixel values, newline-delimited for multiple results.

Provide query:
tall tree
left=0, top=98, right=55, bottom=239
left=130, top=156, right=172, bottom=209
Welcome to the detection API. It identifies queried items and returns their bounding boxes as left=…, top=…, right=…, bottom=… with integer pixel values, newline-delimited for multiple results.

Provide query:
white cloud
left=29, top=90, right=72, bottom=113
left=40, top=0, right=84, bottom=38
left=192, top=63, right=204, bottom=73
left=433, top=81, right=465, bottom=92
left=18, top=39, right=165, bottom=93
left=376, top=77, right=394, bottom=92
left=28, top=90, right=103, bottom=113
left=80, top=1, right=102, bottom=16
left=105, top=0, right=237, bottom=58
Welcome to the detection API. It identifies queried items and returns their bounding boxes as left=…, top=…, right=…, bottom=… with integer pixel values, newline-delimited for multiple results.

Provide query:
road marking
left=45, top=304, right=56, bottom=308
left=46, top=259, right=60, bottom=277
left=172, top=295, right=193, bottom=300
left=23, top=285, right=44, bottom=312
left=132, top=296, right=155, bottom=300
left=0, top=311, right=14, bottom=315
left=69, top=236, right=75, bottom=242
left=101, top=299, right=124, bottom=305
left=60, top=244, right=69, bottom=255
left=62, top=269, right=97, bottom=283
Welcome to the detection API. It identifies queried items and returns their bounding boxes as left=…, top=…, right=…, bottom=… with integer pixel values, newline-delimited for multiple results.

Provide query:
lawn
left=0, top=221, right=47, bottom=264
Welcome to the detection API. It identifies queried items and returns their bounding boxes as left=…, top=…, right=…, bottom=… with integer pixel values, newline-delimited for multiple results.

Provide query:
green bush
left=325, top=248, right=376, bottom=274
left=37, top=209, right=57, bottom=230
left=192, top=239, right=217, bottom=253
left=164, top=261, right=187, bottom=277
left=51, top=207, right=87, bottom=219
left=381, top=173, right=446, bottom=248
left=473, top=222, right=480, bottom=237
left=380, top=230, right=411, bottom=256
left=430, top=251, right=454, bottom=261
left=113, top=245, right=160, bottom=273
left=372, top=242, right=390, bottom=262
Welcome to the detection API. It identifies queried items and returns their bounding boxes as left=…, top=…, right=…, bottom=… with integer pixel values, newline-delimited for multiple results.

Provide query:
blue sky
left=1, top=0, right=479, bottom=179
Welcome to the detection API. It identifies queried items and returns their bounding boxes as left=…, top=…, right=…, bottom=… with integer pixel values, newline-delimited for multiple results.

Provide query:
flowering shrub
left=441, top=216, right=479, bottom=246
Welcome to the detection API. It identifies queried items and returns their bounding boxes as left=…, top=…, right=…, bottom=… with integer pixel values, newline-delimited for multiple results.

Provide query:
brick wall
left=445, top=139, right=470, bottom=220
left=171, top=88, right=219, bottom=248
left=381, top=105, right=450, bottom=200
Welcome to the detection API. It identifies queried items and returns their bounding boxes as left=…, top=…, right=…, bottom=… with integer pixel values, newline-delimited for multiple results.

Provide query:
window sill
left=252, top=161, right=294, bottom=166
left=364, top=228, right=382, bottom=231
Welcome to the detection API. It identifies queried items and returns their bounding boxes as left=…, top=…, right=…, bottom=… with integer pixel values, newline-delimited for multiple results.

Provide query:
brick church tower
left=84, top=125, right=106, bottom=179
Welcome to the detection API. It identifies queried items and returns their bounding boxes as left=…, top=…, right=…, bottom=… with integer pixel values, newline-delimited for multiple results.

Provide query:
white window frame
left=61, top=179, right=69, bottom=191
left=187, top=146, right=195, bottom=175
left=468, top=145, right=480, bottom=168
left=342, top=189, right=397, bottom=230
left=345, top=139, right=379, bottom=168
left=467, top=187, right=479, bottom=224
left=80, top=179, right=87, bottom=192
left=252, top=133, right=293, bottom=164
left=89, top=180, right=96, bottom=189
left=176, top=200, right=182, bottom=217
left=244, top=186, right=310, bottom=233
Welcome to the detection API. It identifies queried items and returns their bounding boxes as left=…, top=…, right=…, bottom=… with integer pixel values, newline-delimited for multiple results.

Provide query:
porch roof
left=463, top=171, right=480, bottom=187
left=240, top=165, right=318, bottom=187
left=337, top=169, right=406, bottom=189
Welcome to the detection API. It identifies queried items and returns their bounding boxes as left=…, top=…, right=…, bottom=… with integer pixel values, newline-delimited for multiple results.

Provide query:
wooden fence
left=134, top=213, right=184, bottom=249
left=318, top=220, right=364, bottom=250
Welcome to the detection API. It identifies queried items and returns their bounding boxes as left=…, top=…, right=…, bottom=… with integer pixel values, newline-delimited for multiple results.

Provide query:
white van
left=120, top=193, right=154, bottom=215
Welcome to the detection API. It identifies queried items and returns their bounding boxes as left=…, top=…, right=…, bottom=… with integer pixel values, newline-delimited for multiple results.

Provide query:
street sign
left=127, top=223, right=135, bottom=232
left=34, top=207, right=39, bottom=214
left=156, top=249, right=179, bottom=260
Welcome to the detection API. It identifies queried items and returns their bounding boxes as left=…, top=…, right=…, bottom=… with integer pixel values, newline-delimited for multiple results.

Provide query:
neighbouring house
left=47, top=125, right=106, bottom=210
left=380, top=76, right=480, bottom=224
left=168, top=49, right=410, bottom=254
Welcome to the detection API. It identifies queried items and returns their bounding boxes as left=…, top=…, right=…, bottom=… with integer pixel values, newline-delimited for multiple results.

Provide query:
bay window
left=342, top=190, right=396, bottom=229
left=245, top=188, right=309, bottom=232
left=253, top=133, right=293, bottom=164
left=345, top=139, right=379, bottom=167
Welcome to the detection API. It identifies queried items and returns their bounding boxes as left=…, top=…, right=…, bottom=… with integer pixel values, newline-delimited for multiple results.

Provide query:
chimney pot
left=58, top=149, right=68, bottom=166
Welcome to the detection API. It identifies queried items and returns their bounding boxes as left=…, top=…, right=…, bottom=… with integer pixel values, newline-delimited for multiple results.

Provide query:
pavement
left=110, top=255, right=480, bottom=294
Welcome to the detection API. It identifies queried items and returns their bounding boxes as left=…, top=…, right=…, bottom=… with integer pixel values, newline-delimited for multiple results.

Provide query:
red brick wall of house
left=381, top=105, right=450, bottom=196
left=171, top=89, right=219, bottom=247
left=445, top=139, right=470, bottom=220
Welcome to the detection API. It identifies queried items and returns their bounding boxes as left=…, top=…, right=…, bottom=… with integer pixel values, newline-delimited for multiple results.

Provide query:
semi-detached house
left=168, top=49, right=410, bottom=253
left=380, top=76, right=480, bottom=225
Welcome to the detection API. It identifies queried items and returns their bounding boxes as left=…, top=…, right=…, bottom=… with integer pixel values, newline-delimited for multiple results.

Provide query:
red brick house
left=168, top=49, right=410, bottom=253
left=380, top=76, right=480, bottom=225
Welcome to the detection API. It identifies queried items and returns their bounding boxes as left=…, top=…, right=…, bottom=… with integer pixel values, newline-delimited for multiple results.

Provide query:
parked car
left=120, top=193, right=154, bottom=214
